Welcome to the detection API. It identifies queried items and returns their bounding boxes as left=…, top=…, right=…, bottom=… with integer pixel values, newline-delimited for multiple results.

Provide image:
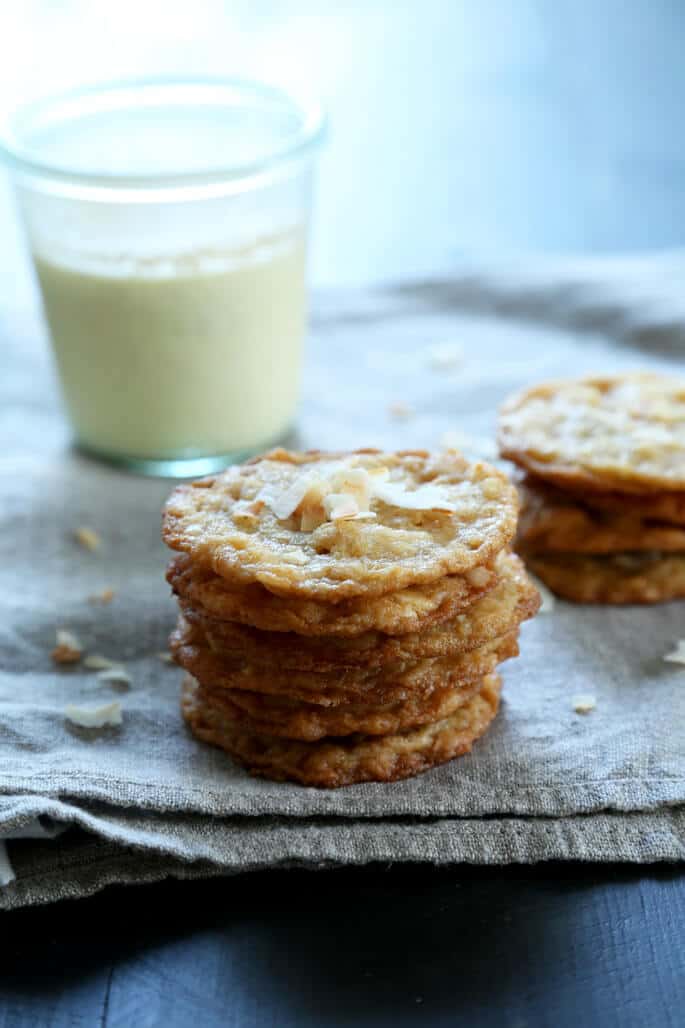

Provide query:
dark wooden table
left=2, top=3, right=685, bottom=1026
left=2, top=866, right=684, bottom=1027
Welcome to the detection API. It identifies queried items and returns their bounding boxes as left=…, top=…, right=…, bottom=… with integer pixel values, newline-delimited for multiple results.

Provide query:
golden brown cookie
left=167, top=550, right=500, bottom=638
left=187, top=552, right=538, bottom=671
left=499, top=373, right=685, bottom=494
left=163, top=448, right=518, bottom=600
left=517, top=479, right=685, bottom=554
left=170, top=622, right=518, bottom=707
left=181, top=672, right=502, bottom=787
left=193, top=634, right=517, bottom=741
left=198, top=674, right=487, bottom=741
left=518, top=474, right=685, bottom=526
left=524, top=551, right=685, bottom=604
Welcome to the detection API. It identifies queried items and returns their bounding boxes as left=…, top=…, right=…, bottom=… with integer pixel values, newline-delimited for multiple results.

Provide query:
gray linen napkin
left=1, top=260, right=684, bottom=908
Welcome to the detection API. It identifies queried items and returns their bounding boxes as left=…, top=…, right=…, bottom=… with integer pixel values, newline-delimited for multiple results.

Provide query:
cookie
left=517, top=479, right=685, bottom=554
left=187, top=552, right=538, bottom=671
left=163, top=448, right=518, bottom=600
left=518, top=473, right=685, bottom=526
left=499, top=374, right=685, bottom=494
left=170, top=622, right=518, bottom=707
left=194, top=633, right=517, bottom=740
left=181, top=672, right=502, bottom=787
left=167, top=550, right=500, bottom=638
left=525, top=551, right=685, bottom=604
left=198, top=674, right=487, bottom=741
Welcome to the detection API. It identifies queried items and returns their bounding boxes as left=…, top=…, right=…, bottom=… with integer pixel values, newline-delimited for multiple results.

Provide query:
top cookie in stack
left=498, top=372, right=685, bottom=603
left=162, top=448, right=539, bottom=787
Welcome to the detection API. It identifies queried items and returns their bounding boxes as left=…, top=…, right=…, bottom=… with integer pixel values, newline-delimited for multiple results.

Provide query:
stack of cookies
left=162, top=448, right=539, bottom=787
left=498, top=372, right=685, bottom=604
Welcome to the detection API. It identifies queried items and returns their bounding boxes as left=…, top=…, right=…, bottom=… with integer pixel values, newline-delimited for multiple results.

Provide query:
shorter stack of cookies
left=498, top=373, right=685, bottom=603
left=163, top=448, right=539, bottom=787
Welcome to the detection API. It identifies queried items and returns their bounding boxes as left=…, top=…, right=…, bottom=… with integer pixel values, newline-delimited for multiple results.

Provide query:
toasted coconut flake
left=74, top=526, right=102, bottom=551
left=572, top=694, right=597, bottom=714
left=65, top=701, right=122, bottom=728
left=323, top=493, right=361, bottom=521
left=51, top=629, right=83, bottom=664
left=329, top=468, right=374, bottom=509
left=296, top=479, right=329, bottom=532
left=96, top=668, right=132, bottom=688
left=664, top=640, right=685, bottom=665
left=84, top=655, right=124, bottom=671
left=87, top=587, right=115, bottom=605
left=371, top=479, right=456, bottom=513
left=259, top=475, right=319, bottom=520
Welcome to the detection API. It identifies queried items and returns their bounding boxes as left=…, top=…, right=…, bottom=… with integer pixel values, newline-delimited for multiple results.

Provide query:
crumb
left=51, top=629, right=83, bottom=664
left=387, top=401, right=414, bottom=420
left=74, top=526, right=102, bottom=551
left=83, top=655, right=124, bottom=671
left=65, top=701, right=122, bottom=728
left=87, top=588, right=115, bottom=605
left=96, top=668, right=132, bottom=689
left=425, top=341, right=464, bottom=371
left=664, top=640, right=685, bottom=665
left=572, top=694, right=596, bottom=714
left=157, top=651, right=175, bottom=664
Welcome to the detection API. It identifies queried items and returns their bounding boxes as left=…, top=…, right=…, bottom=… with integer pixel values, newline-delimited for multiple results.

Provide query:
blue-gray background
left=2, top=0, right=685, bottom=309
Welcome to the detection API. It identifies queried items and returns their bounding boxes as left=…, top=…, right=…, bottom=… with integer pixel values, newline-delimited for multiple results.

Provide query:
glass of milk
left=0, top=79, right=325, bottom=475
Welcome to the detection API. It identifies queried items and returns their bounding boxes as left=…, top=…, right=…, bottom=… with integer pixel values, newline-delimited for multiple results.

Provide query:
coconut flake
left=323, top=493, right=361, bottom=521
left=74, top=526, right=102, bottom=551
left=96, top=668, right=132, bottom=689
left=259, top=475, right=319, bottom=520
left=371, top=479, right=456, bottom=513
left=65, top=701, right=122, bottom=728
left=87, top=587, right=115, bottom=605
left=572, top=694, right=597, bottom=714
left=83, top=655, right=124, bottom=671
left=329, top=468, right=374, bottom=509
left=664, top=640, right=685, bottom=665
left=51, top=629, right=83, bottom=664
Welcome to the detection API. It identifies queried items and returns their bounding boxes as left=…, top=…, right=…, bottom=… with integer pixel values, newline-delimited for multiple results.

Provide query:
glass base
left=75, top=425, right=299, bottom=478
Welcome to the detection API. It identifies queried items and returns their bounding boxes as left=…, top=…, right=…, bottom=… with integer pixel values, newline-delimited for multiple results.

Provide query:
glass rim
left=0, top=76, right=326, bottom=194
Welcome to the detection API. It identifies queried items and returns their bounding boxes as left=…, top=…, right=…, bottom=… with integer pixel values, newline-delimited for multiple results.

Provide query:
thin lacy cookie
left=181, top=673, right=502, bottom=787
left=163, top=448, right=518, bottom=600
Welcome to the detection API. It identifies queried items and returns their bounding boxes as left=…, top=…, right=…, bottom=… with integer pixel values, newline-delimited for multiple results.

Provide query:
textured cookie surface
left=181, top=673, right=502, bottom=787
left=186, top=552, right=538, bottom=671
left=163, top=448, right=518, bottom=600
left=517, top=474, right=685, bottom=526
left=499, top=374, right=685, bottom=493
left=525, top=551, right=685, bottom=604
left=167, top=552, right=499, bottom=637
left=517, top=479, right=685, bottom=554
left=170, top=622, right=518, bottom=707
left=198, top=673, right=490, bottom=741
